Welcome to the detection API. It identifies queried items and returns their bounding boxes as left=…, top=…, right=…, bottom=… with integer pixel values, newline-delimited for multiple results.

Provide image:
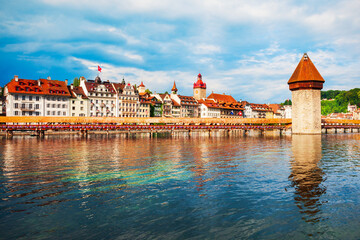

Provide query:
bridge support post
left=6, top=130, right=13, bottom=138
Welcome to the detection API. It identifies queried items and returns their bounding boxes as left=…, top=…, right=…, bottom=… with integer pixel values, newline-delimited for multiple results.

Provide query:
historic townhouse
left=242, top=101, right=273, bottom=118
left=268, top=104, right=285, bottom=118
left=113, top=79, right=139, bottom=117
left=4, top=75, right=70, bottom=116
left=207, top=93, right=244, bottom=118
left=80, top=76, right=117, bottom=117
left=170, top=81, right=199, bottom=117
left=68, top=85, right=89, bottom=117
left=198, top=99, right=221, bottom=118
left=149, top=96, right=163, bottom=117
left=153, top=93, right=172, bottom=117
left=137, top=82, right=151, bottom=117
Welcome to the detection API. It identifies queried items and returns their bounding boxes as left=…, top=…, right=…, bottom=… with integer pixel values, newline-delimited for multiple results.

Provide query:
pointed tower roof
left=171, top=81, right=178, bottom=92
left=288, top=53, right=325, bottom=84
left=139, top=81, right=145, bottom=87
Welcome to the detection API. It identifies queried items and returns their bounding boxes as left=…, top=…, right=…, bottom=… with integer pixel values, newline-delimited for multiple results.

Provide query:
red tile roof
left=207, top=93, right=237, bottom=103
left=288, top=53, right=325, bottom=84
left=84, top=81, right=116, bottom=93
left=171, top=99, right=181, bottom=106
left=69, top=86, right=88, bottom=99
left=268, top=104, right=283, bottom=113
left=6, top=77, right=71, bottom=96
left=198, top=99, right=244, bottom=110
left=178, top=95, right=198, bottom=106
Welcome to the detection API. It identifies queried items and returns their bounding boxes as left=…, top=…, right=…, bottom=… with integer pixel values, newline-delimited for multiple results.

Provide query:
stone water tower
left=288, top=53, right=325, bottom=134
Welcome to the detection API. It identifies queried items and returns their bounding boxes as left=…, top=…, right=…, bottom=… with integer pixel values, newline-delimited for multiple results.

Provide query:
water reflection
left=289, top=135, right=326, bottom=223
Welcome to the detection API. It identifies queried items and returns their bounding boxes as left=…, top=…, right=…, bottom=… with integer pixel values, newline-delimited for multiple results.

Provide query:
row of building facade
left=2, top=73, right=292, bottom=118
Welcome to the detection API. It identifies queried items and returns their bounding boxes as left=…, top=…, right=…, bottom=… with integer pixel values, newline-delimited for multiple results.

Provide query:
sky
left=1, top=0, right=360, bottom=103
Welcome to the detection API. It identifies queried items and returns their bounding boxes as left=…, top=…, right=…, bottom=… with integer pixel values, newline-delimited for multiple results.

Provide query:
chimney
left=70, top=84, right=74, bottom=90
left=65, top=79, right=68, bottom=86
left=47, top=76, right=51, bottom=80
left=38, top=79, right=41, bottom=86
left=14, top=75, right=18, bottom=82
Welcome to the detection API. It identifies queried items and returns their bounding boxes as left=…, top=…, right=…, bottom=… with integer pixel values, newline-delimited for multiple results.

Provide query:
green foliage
left=145, top=89, right=152, bottom=94
left=281, top=99, right=292, bottom=105
left=320, top=88, right=360, bottom=115
left=321, top=90, right=343, bottom=100
left=73, top=77, right=80, bottom=87
left=321, top=100, right=347, bottom=115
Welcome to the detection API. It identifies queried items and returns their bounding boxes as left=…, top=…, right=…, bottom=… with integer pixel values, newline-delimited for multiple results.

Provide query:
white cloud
left=193, top=44, right=221, bottom=55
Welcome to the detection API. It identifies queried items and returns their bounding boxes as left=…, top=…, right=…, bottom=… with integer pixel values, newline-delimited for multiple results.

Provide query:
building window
left=22, top=95, right=26, bottom=100
left=35, top=104, right=39, bottom=109
left=21, top=103, right=25, bottom=108
left=29, top=104, right=33, bottom=109
left=36, top=96, right=39, bottom=101
left=72, top=107, right=75, bottom=110
left=15, top=95, right=18, bottom=100
left=80, top=101, right=83, bottom=104
left=72, top=100, right=75, bottom=104
left=36, top=112, right=39, bottom=116
left=22, top=111, right=25, bottom=116
left=14, top=103, right=18, bottom=108
left=80, top=107, right=83, bottom=110
left=52, top=104, right=55, bottom=108
left=63, top=112, right=66, bottom=116
left=29, top=96, right=32, bottom=101
left=47, top=111, right=50, bottom=115
left=29, top=112, right=33, bottom=116
left=14, top=111, right=18, bottom=116
left=52, top=111, right=55, bottom=115
left=57, top=111, right=61, bottom=115
left=62, top=104, right=66, bottom=108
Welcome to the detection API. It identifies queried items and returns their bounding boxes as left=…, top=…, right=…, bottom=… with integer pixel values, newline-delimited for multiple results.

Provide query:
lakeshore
left=1, top=134, right=360, bottom=239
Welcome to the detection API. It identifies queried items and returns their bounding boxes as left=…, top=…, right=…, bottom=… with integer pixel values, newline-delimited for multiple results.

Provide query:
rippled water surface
left=1, top=134, right=360, bottom=239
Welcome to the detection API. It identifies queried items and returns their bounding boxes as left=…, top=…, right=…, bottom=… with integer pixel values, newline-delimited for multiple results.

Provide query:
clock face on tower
left=195, top=90, right=199, bottom=94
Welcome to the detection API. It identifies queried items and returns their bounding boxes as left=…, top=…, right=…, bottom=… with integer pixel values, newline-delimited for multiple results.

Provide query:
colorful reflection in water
left=0, top=134, right=360, bottom=239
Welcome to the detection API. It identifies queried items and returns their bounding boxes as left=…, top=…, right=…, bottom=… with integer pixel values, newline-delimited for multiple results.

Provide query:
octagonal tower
left=288, top=53, right=325, bottom=134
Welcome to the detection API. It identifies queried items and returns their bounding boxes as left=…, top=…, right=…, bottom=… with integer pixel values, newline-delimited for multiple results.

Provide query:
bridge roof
left=288, top=53, right=325, bottom=84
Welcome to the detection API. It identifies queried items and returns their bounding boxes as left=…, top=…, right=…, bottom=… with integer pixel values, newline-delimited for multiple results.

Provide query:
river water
left=0, top=134, right=360, bottom=239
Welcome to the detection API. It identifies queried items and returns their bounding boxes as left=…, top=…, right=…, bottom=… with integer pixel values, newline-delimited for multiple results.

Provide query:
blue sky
left=1, top=0, right=360, bottom=103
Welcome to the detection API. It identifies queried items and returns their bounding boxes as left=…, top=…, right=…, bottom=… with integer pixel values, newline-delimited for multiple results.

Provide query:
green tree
left=73, top=77, right=80, bottom=87
left=145, top=89, right=152, bottom=94
left=281, top=99, right=292, bottom=105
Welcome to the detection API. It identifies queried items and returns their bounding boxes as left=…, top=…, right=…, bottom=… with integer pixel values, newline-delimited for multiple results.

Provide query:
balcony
left=21, top=107, right=35, bottom=112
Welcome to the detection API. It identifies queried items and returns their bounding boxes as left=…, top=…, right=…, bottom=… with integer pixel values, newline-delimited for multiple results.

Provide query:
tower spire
left=171, top=81, right=178, bottom=94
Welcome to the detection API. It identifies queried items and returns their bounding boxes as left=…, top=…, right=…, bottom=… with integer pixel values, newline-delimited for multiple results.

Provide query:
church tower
left=288, top=53, right=325, bottom=134
left=171, top=81, right=178, bottom=94
left=193, top=73, right=206, bottom=100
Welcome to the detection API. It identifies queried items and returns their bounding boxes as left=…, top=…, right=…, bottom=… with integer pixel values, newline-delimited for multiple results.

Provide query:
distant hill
left=321, top=88, right=360, bottom=115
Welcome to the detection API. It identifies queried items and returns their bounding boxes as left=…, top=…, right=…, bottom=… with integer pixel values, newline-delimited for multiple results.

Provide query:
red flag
left=98, top=65, right=102, bottom=72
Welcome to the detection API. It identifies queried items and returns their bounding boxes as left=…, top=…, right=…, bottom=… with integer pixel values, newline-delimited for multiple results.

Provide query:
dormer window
left=25, top=87, right=29, bottom=92
left=16, top=87, right=20, bottom=91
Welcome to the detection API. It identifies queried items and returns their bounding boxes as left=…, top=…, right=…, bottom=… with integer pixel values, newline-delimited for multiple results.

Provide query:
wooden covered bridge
left=0, top=117, right=359, bottom=137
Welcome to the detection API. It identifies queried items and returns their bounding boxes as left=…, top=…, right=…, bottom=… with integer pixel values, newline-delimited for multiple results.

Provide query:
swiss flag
left=238, top=111, right=243, bottom=116
left=98, top=65, right=102, bottom=72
